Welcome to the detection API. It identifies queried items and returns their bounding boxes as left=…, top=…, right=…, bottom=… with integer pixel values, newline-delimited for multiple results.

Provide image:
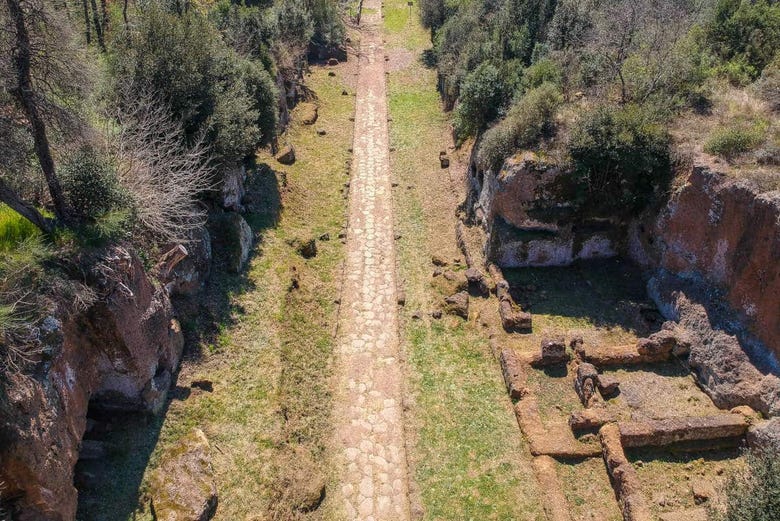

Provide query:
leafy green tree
left=454, top=63, right=508, bottom=140
left=568, top=104, right=671, bottom=216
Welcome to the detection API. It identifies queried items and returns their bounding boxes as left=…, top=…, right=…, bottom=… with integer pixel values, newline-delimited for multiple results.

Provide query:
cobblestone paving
left=333, top=1, right=411, bottom=519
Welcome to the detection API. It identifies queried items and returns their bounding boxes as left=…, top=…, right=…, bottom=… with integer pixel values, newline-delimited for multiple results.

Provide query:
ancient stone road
left=333, top=0, right=411, bottom=519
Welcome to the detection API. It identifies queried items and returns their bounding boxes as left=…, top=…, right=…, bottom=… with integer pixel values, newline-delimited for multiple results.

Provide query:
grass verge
left=383, top=1, right=546, bottom=518
left=75, top=60, right=354, bottom=520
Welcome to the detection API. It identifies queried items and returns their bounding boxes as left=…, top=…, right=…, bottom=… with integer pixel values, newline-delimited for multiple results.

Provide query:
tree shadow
left=75, top=163, right=283, bottom=520
left=420, top=49, right=437, bottom=69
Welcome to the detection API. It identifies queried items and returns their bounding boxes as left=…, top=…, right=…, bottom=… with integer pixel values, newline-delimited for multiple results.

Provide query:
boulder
left=444, top=291, right=469, bottom=319
left=464, top=267, right=489, bottom=296
left=149, top=429, right=218, bottom=521
left=298, top=102, right=318, bottom=125
left=218, top=213, right=253, bottom=273
left=220, top=164, right=246, bottom=212
left=498, top=300, right=532, bottom=333
left=275, top=144, right=296, bottom=165
left=746, top=417, right=780, bottom=452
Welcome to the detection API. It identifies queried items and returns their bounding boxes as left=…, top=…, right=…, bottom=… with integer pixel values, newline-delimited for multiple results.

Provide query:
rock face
left=649, top=273, right=780, bottom=417
left=149, top=429, right=218, bottom=521
left=0, top=247, right=184, bottom=520
left=169, top=226, right=212, bottom=297
left=631, top=165, right=780, bottom=360
left=467, top=151, right=619, bottom=267
left=220, top=164, right=247, bottom=212
left=215, top=213, right=253, bottom=273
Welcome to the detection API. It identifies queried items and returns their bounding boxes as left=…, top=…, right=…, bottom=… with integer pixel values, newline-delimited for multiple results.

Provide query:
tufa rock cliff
left=0, top=246, right=184, bottom=520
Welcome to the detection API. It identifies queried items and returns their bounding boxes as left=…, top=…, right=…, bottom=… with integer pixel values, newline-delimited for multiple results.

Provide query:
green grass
left=704, top=119, right=769, bottom=158
left=76, top=62, right=355, bottom=521
left=383, top=1, right=546, bottom=518
left=0, top=205, right=41, bottom=251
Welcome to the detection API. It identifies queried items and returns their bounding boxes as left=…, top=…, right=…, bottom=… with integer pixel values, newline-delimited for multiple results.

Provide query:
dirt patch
left=387, top=48, right=415, bottom=71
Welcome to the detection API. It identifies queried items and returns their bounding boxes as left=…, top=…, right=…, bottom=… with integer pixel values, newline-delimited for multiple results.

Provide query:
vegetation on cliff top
left=422, top=0, right=780, bottom=212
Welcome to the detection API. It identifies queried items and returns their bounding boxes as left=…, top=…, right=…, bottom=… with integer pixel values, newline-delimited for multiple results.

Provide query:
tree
left=2, top=0, right=75, bottom=230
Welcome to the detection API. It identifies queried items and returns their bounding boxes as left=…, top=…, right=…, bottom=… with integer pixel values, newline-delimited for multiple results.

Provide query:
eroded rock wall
left=468, top=151, right=620, bottom=267
left=0, top=247, right=184, bottom=520
left=629, top=165, right=780, bottom=361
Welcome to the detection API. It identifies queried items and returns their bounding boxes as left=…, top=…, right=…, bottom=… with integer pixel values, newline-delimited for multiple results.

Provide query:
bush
left=454, top=63, right=508, bottom=141
left=712, top=441, right=780, bottom=521
left=568, top=104, right=671, bottom=216
left=521, top=58, right=562, bottom=92
left=704, top=120, right=768, bottom=158
left=754, top=57, right=780, bottom=112
left=59, top=148, right=125, bottom=221
left=707, top=0, right=780, bottom=81
left=477, top=82, right=563, bottom=171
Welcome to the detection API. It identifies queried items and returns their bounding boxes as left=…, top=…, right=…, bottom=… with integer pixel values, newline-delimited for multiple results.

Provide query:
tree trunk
left=100, top=0, right=107, bottom=37
left=89, top=0, right=105, bottom=51
left=6, top=0, right=70, bottom=225
left=0, top=179, right=53, bottom=234
left=81, top=0, right=91, bottom=44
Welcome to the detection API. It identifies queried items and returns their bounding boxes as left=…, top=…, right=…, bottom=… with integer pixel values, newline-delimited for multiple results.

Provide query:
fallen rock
left=575, top=363, right=599, bottom=406
left=444, top=291, right=469, bottom=319
left=536, top=337, right=568, bottom=366
left=440, top=155, right=450, bottom=168
left=499, top=348, right=527, bottom=400
left=149, top=428, right=217, bottom=521
left=499, top=300, right=532, bottom=333
left=596, top=374, right=620, bottom=398
left=464, top=267, right=489, bottom=296
left=295, top=238, right=318, bottom=259
left=275, top=144, right=296, bottom=165
left=431, top=255, right=448, bottom=267
left=327, top=57, right=339, bottom=66
left=298, top=102, right=318, bottom=125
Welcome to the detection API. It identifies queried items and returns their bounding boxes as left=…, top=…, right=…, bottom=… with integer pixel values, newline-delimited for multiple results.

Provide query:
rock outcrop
left=0, top=246, right=184, bottom=520
left=468, top=151, right=619, bottom=267
left=149, top=429, right=218, bottom=521
left=631, top=165, right=780, bottom=360
left=220, top=164, right=247, bottom=213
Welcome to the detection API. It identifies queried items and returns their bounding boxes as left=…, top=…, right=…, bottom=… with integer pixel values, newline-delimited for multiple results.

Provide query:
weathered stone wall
left=0, top=247, right=184, bottom=520
left=630, top=165, right=780, bottom=361
left=468, top=150, right=620, bottom=267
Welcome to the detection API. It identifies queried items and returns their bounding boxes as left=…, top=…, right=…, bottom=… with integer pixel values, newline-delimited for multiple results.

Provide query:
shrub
left=707, top=0, right=780, bottom=81
left=477, top=82, right=563, bottom=171
left=521, top=58, right=562, bottom=92
left=754, top=57, right=780, bottom=112
left=568, top=104, right=671, bottom=216
left=454, top=63, right=508, bottom=141
left=704, top=120, right=768, bottom=158
left=59, top=148, right=125, bottom=221
left=712, top=441, right=780, bottom=521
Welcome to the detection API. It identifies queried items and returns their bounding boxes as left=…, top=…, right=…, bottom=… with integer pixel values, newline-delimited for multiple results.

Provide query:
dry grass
left=76, top=58, right=356, bottom=520
left=671, top=83, right=780, bottom=192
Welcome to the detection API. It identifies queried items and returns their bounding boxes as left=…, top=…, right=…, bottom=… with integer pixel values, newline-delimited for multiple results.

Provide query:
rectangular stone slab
left=618, top=414, right=749, bottom=448
left=499, top=348, right=527, bottom=399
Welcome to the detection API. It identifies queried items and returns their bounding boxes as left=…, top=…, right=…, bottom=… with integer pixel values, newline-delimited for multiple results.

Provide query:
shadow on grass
left=420, top=49, right=437, bottom=69
left=75, top=163, right=283, bottom=521
left=504, top=258, right=664, bottom=337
